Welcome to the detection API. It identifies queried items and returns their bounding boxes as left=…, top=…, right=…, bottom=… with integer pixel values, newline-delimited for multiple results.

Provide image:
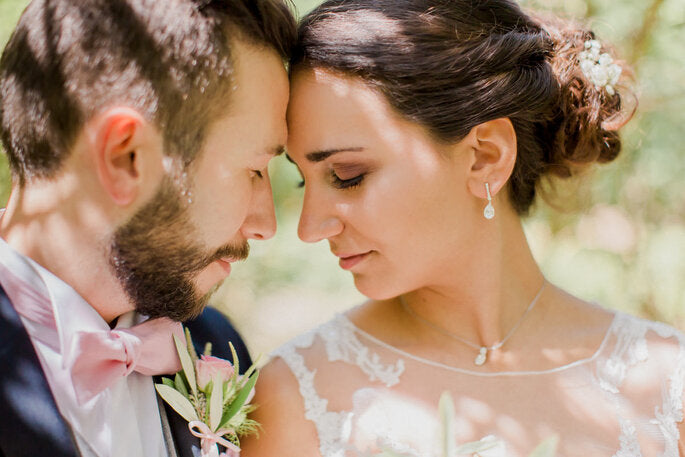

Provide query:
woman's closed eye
left=293, top=162, right=371, bottom=189
left=330, top=163, right=368, bottom=189
left=331, top=172, right=364, bottom=189
left=296, top=172, right=364, bottom=189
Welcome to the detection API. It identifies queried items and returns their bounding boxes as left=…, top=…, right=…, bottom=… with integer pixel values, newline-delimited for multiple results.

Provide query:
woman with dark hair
left=243, top=1, right=685, bottom=456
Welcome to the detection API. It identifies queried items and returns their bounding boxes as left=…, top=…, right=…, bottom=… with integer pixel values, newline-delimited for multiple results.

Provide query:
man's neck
left=1, top=185, right=134, bottom=324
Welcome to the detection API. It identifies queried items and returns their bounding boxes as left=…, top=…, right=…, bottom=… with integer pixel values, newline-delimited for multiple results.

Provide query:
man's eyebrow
left=269, top=145, right=286, bottom=156
left=305, top=147, right=364, bottom=162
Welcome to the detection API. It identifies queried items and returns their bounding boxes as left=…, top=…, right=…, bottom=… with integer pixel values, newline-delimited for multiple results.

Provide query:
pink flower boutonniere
left=155, top=329, right=259, bottom=457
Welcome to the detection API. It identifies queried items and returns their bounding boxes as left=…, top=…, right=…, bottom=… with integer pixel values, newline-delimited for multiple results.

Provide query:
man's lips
left=337, top=252, right=371, bottom=270
left=215, top=258, right=234, bottom=274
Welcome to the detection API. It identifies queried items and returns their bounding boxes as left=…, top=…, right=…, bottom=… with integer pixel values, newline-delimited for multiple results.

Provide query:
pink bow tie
left=67, top=317, right=184, bottom=405
left=0, top=259, right=184, bottom=404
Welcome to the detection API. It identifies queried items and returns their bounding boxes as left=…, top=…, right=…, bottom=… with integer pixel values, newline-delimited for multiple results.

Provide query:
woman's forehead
left=289, top=69, right=403, bottom=129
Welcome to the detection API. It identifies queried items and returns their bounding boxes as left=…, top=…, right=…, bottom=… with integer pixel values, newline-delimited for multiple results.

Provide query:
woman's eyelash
left=252, top=170, right=264, bottom=178
left=332, top=173, right=365, bottom=189
left=295, top=171, right=367, bottom=189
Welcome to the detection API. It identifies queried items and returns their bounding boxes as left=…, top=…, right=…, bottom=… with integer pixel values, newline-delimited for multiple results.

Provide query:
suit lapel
left=0, top=282, right=184, bottom=457
left=161, top=400, right=201, bottom=457
left=0, top=283, right=80, bottom=457
left=0, top=280, right=253, bottom=457
left=157, top=396, right=180, bottom=457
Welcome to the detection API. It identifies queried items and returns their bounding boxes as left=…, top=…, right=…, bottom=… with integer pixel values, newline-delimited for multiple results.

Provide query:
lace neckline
left=336, top=311, right=619, bottom=377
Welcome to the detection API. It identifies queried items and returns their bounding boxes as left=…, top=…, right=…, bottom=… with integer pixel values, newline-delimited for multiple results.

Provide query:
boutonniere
left=155, top=329, right=259, bottom=457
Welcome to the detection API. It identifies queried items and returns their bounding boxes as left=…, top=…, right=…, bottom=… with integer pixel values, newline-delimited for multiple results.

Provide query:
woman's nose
left=297, top=190, right=343, bottom=243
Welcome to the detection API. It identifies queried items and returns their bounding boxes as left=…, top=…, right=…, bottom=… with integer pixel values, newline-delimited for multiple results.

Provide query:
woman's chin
left=352, top=275, right=407, bottom=301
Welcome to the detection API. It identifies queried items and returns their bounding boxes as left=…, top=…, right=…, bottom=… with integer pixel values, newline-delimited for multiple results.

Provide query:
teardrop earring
left=483, top=182, right=495, bottom=220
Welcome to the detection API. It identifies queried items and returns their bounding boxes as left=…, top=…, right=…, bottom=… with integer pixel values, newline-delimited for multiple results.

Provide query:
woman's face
left=287, top=69, right=484, bottom=299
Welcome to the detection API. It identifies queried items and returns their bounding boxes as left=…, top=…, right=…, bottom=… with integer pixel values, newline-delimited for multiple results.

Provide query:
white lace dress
left=272, top=311, right=685, bottom=457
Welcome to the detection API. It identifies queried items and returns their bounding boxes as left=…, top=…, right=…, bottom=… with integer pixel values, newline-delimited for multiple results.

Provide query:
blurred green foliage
left=1, top=0, right=684, bottom=353
left=0, top=0, right=26, bottom=204
left=520, top=0, right=685, bottom=326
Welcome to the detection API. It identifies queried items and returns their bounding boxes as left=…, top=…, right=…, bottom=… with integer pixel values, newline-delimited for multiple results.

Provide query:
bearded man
left=0, top=1, right=295, bottom=456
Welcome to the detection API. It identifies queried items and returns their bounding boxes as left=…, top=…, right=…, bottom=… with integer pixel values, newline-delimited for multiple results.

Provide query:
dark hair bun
left=293, top=0, right=637, bottom=214
left=541, top=16, right=635, bottom=179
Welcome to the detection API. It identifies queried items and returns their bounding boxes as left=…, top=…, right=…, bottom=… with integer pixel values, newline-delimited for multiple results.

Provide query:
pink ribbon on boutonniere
left=189, top=421, right=241, bottom=457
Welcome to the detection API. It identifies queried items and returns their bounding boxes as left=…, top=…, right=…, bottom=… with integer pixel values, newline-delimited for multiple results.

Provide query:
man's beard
left=109, top=176, right=249, bottom=322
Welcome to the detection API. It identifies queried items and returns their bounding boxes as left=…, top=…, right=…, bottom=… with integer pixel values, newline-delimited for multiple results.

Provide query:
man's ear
left=90, top=107, right=162, bottom=206
left=463, top=118, right=517, bottom=200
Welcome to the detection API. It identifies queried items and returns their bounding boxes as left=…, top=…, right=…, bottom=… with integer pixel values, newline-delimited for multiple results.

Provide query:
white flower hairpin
left=578, top=39, right=622, bottom=96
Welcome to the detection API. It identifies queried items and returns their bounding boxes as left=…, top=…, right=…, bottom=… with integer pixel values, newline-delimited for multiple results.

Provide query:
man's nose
left=241, top=177, right=277, bottom=241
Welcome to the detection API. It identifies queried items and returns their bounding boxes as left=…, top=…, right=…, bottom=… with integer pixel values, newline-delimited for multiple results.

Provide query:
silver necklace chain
left=400, top=281, right=546, bottom=366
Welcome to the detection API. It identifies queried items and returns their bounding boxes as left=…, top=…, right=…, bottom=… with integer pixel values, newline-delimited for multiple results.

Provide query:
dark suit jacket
left=0, top=283, right=252, bottom=457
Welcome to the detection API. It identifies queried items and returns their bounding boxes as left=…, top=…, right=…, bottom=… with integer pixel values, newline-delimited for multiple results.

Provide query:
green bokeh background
left=1, top=0, right=684, bottom=355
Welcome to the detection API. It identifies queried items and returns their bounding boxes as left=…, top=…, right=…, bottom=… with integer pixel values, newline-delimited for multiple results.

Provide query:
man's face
left=110, top=41, right=288, bottom=321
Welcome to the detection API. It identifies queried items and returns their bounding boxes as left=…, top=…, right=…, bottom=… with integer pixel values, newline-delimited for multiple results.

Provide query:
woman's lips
left=338, top=252, right=371, bottom=270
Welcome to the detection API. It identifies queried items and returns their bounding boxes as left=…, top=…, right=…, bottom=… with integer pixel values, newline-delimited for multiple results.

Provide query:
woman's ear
left=89, top=107, right=163, bottom=206
left=463, top=117, right=517, bottom=200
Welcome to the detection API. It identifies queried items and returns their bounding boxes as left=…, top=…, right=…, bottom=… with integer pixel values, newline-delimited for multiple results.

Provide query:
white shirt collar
left=0, top=209, right=168, bottom=457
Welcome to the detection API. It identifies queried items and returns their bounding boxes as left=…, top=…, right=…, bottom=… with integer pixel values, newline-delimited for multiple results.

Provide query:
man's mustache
left=205, top=242, right=250, bottom=266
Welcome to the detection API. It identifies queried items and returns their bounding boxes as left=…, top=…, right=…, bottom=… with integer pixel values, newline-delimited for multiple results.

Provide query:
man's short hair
left=0, top=0, right=296, bottom=184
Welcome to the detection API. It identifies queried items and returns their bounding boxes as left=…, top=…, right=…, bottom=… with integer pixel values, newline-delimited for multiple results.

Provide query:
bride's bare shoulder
left=240, top=357, right=320, bottom=457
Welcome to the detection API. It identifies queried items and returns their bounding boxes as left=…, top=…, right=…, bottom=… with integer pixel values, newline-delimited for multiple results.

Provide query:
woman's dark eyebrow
left=305, top=147, right=364, bottom=162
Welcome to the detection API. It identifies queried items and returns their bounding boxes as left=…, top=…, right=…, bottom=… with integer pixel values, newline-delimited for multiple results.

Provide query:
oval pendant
left=474, top=347, right=487, bottom=366
left=484, top=202, right=495, bottom=220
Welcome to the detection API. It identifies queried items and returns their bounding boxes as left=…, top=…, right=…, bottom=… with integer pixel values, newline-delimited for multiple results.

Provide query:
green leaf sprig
left=155, top=328, right=260, bottom=449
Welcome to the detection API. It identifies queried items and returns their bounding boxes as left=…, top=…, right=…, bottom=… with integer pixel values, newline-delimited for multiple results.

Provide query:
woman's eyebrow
left=305, top=147, right=364, bottom=162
